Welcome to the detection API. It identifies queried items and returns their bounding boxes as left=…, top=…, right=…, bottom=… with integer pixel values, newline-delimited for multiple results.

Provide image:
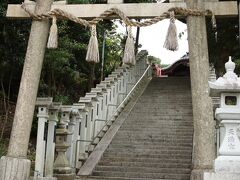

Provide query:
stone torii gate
left=0, top=0, right=238, bottom=180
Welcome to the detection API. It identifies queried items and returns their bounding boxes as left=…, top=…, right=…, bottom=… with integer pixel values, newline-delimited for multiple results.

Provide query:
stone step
left=92, top=171, right=190, bottom=179
left=130, top=108, right=192, bottom=111
left=101, top=156, right=192, bottom=164
left=98, top=161, right=192, bottom=169
left=105, top=148, right=192, bottom=155
left=111, top=139, right=193, bottom=144
left=119, top=128, right=193, bottom=132
left=113, top=132, right=193, bottom=137
left=94, top=166, right=191, bottom=174
left=123, top=119, right=193, bottom=123
left=110, top=141, right=193, bottom=147
left=112, top=137, right=193, bottom=143
left=121, top=123, right=193, bottom=127
left=77, top=77, right=193, bottom=180
left=108, top=144, right=193, bottom=150
left=120, top=124, right=194, bottom=129
left=114, top=133, right=193, bottom=138
left=126, top=115, right=193, bottom=119
left=83, top=176, right=178, bottom=180
left=103, top=152, right=192, bottom=159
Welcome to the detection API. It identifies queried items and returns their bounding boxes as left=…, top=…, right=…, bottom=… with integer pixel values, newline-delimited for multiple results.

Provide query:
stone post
left=0, top=0, right=54, bottom=179
left=34, top=97, right=53, bottom=178
left=119, top=66, right=128, bottom=97
left=53, top=107, right=75, bottom=180
left=70, top=105, right=82, bottom=169
left=66, top=108, right=77, bottom=171
left=96, top=84, right=108, bottom=124
left=127, top=67, right=134, bottom=93
left=186, top=0, right=215, bottom=179
left=105, top=77, right=118, bottom=118
left=79, top=98, right=94, bottom=142
left=91, top=88, right=104, bottom=134
left=85, top=93, right=101, bottom=138
left=45, top=102, right=61, bottom=178
left=110, top=72, right=123, bottom=106
left=101, top=81, right=113, bottom=120
left=75, top=103, right=89, bottom=163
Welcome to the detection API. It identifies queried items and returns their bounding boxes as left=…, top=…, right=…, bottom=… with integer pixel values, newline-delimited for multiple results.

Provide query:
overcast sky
left=116, top=20, right=189, bottom=65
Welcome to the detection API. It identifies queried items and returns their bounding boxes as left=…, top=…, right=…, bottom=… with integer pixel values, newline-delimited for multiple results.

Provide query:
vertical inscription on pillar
left=227, top=128, right=236, bottom=150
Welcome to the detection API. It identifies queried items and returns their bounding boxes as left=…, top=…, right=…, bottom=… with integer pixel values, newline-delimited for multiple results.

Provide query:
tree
left=148, top=55, right=161, bottom=65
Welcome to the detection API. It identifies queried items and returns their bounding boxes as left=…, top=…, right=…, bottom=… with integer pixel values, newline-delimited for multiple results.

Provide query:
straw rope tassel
left=47, top=16, right=58, bottom=49
left=123, top=26, right=136, bottom=66
left=86, top=25, right=100, bottom=63
left=164, top=11, right=178, bottom=51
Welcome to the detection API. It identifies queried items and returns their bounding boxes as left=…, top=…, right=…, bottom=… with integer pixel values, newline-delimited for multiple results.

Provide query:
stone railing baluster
left=72, top=103, right=88, bottom=166
left=99, top=81, right=113, bottom=120
left=79, top=97, right=94, bottom=142
left=34, top=97, right=53, bottom=178
left=66, top=107, right=78, bottom=171
left=110, top=73, right=121, bottom=106
left=85, top=93, right=100, bottom=139
left=96, top=84, right=109, bottom=127
left=91, top=88, right=104, bottom=135
left=105, top=77, right=118, bottom=117
left=127, top=66, right=135, bottom=93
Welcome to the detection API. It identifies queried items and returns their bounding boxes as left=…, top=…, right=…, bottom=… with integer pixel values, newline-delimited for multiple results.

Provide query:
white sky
left=116, top=20, right=189, bottom=65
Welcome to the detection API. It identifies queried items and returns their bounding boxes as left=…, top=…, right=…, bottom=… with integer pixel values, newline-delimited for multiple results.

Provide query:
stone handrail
left=33, top=54, right=150, bottom=179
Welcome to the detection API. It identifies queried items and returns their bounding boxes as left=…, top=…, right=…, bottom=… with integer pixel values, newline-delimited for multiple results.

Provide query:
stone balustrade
left=33, top=55, right=150, bottom=179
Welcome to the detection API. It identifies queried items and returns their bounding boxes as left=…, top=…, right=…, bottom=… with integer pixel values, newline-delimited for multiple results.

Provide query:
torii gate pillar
left=186, top=0, right=215, bottom=179
left=0, top=0, right=53, bottom=179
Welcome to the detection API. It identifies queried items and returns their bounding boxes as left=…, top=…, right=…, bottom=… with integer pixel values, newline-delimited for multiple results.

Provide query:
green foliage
left=148, top=55, right=161, bottom=65
left=37, top=20, right=124, bottom=103
left=0, top=2, right=123, bottom=105
left=207, top=17, right=240, bottom=76
left=0, top=139, right=8, bottom=157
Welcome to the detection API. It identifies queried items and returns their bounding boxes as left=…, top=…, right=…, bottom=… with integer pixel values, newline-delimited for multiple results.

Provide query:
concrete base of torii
left=0, top=156, right=31, bottom=180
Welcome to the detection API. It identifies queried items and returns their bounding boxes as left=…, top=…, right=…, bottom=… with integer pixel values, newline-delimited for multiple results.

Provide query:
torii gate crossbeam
left=6, top=1, right=238, bottom=19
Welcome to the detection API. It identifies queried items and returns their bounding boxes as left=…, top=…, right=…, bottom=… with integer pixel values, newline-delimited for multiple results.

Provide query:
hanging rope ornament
left=123, top=26, right=136, bottom=66
left=164, top=11, right=178, bottom=51
left=47, top=16, right=58, bottom=49
left=86, top=25, right=100, bottom=63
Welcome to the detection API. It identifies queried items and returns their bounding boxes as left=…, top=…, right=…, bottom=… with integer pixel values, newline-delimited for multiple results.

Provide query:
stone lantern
left=205, top=57, right=240, bottom=180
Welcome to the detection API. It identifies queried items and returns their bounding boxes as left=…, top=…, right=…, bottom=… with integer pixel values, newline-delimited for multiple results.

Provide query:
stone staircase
left=80, top=77, right=193, bottom=180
